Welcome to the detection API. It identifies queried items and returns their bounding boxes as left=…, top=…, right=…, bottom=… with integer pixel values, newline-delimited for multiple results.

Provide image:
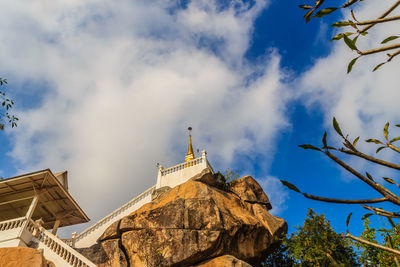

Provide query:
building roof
left=0, top=169, right=89, bottom=229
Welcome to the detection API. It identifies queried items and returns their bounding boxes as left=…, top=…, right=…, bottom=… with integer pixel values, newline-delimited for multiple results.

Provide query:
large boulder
left=0, top=247, right=48, bottom=267
left=229, top=176, right=272, bottom=210
left=81, top=172, right=287, bottom=266
left=194, top=255, right=253, bottom=267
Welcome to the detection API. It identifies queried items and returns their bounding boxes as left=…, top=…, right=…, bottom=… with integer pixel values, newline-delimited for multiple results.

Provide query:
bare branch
left=326, top=151, right=382, bottom=190
left=325, top=151, right=400, bottom=205
left=362, top=205, right=400, bottom=218
left=356, top=15, right=400, bottom=26
left=346, top=233, right=400, bottom=256
left=360, top=43, right=400, bottom=56
left=339, top=148, right=400, bottom=170
left=303, top=193, right=387, bottom=204
left=359, top=0, right=400, bottom=34
left=389, top=143, right=400, bottom=154
left=387, top=49, right=400, bottom=62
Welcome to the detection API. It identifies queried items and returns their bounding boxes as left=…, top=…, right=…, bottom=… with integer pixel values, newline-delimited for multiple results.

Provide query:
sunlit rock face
left=0, top=247, right=50, bottom=267
left=79, top=170, right=287, bottom=267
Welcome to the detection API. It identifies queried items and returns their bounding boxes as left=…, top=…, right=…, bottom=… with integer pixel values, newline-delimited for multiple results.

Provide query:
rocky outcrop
left=80, top=170, right=287, bottom=266
left=0, top=247, right=48, bottom=267
left=77, top=239, right=128, bottom=267
left=229, top=176, right=272, bottom=210
left=194, top=255, right=252, bottom=267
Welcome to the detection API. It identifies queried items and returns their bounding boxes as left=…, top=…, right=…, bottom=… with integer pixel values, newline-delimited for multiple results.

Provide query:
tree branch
left=359, top=0, right=400, bottom=34
left=339, top=148, right=400, bottom=170
left=346, top=233, right=400, bottom=256
left=388, top=143, right=400, bottom=154
left=360, top=43, right=400, bottom=56
left=326, top=151, right=382, bottom=190
left=362, top=205, right=400, bottom=218
left=303, top=193, right=387, bottom=204
left=326, top=253, right=340, bottom=267
left=325, top=151, right=400, bottom=205
left=387, top=49, right=400, bottom=62
left=356, top=15, right=400, bottom=26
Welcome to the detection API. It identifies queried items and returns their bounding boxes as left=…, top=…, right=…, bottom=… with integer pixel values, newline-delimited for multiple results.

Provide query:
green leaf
left=322, top=131, right=327, bottom=147
left=373, top=62, right=386, bottom=72
left=280, top=180, right=301, bottom=193
left=352, top=35, right=359, bottom=46
left=342, top=0, right=359, bottom=8
left=347, top=57, right=358, bottom=73
left=383, top=177, right=397, bottom=185
left=298, top=144, right=321, bottom=151
left=346, top=212, right=352, bottom=232
left=384, top=122, right=389, bottom=141
left=343, top=34, right=358, bottom=50
left=315, top=0, right=325, bottom=9
left=331, top=32, right=354, bottom=41
left=304, top=9, right=314, bottom=23
left=390, top=136, right=400, bottom=143
left=376, top=146, right=386, bottom=153
left=381, top=36, right=399, bottom=44
left=361, top=213, right=373, bottom=220
left=332, top=117, right=343, bottom=137
left=365, top=139, right=384, bottom=145
left=299, top=5, right=314, bottom=9
left=353, top=136, right=360, bottom=147
left=332, top=21, right=354, bottom=27
left=314, top=7, right=338, bottom=17
left=365, top=172, right=374, bottom=181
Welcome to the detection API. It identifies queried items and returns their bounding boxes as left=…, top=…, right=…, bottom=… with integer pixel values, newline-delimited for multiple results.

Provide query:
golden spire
left=185, top=127, right=195, bottom=162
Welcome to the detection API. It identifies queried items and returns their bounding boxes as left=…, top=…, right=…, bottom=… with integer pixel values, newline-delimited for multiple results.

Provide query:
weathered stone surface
left=122, top=229, right=222, bottom=266
left=98, top=219, right=121, bottom=242
left=230, top=176, right=272, bottom=209
left=91, top=173, right=287, bottom=266
left=194, top=255, right=253, bottom=267
left=77, top=239, right=127, bottom=267
left=0, top=247, right=47, bottom=267
left=191, top=168, right=221, bottom=188
left=151, top=186, right=172, bottom=201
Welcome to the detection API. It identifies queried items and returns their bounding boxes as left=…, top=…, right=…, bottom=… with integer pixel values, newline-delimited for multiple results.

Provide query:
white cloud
left=299, top=1, right=400, bottom=175
left=0, top=0, right=291, bottom=235
left=300, top=2, right=400, bottom=138
left=258, top=176, right=289, bottom=215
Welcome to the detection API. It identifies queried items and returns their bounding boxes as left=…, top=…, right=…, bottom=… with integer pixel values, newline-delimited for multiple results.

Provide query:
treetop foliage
left=299, top=0, right=400, bottom=73
left=0, top=78, right=18, bottom=130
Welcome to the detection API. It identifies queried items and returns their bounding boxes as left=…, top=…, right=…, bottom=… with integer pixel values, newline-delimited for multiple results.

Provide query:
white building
left=74, top=128, right=214, bottom=248
left=0, top=169, right=96, bottom=266
left=0, top=128, right=214, bottom=264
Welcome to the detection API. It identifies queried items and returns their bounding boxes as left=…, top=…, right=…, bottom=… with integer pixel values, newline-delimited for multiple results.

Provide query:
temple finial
left=185, top=127, right=195, bottom=162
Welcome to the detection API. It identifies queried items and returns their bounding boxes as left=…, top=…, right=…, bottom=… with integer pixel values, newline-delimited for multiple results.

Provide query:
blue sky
left=0, top=0, right=399, bottom=239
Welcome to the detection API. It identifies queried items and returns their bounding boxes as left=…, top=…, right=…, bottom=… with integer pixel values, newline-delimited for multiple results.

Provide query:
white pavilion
left=0, top=128, right=213, bottom=266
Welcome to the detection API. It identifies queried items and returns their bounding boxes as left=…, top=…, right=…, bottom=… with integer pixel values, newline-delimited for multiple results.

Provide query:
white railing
left=73, top=185, right=156, bottom=244
left=27, top=219, right=96, bottom=267
left=0, top=217, right=25, bottom=231
left=161, top=157, right=204, bottom=176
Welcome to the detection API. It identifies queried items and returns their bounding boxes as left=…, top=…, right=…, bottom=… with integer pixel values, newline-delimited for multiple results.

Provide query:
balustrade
left=74, top=185, right=155, bottom=243
left=0, top=217, right=25, bottom=231
left=161, top=157, right=204, bottom=176
left=23, top=219, right=95, bottom=267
